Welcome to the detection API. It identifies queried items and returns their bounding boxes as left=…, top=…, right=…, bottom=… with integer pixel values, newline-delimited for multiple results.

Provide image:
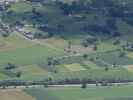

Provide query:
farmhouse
left=0, top=0, right=19, bottom=4
left=126, top=44, right=133, bottom=51
left=24, top=32, right=34, bottom=39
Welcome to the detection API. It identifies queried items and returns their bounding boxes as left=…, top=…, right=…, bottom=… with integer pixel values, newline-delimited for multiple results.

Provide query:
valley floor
left=1, top=85, right=133, bottom=100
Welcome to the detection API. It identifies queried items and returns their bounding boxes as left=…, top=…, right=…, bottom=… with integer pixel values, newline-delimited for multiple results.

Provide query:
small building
left=24, top=32, right=34, bottom=40
left=123, top=42, right=133, bottom=51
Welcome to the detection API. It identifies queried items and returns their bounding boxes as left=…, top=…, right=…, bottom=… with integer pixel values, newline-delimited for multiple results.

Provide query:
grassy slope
left=0, top=32, right=64, bottom=80
left=9, top=1, right=32, bottom=13
left=0, top=89, right=36, bottom=100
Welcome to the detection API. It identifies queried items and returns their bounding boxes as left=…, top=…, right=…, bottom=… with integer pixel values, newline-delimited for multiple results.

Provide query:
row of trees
left=0, top=76, right=132, bottom=89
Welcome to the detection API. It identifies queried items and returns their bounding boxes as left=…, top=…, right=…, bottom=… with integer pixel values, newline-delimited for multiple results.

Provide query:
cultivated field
left=0, top=89, right=35, bottom=100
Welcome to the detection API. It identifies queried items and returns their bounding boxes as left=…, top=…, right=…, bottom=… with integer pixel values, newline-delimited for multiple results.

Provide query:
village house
left=0, top=0, right=25, bottom=5
left=24, top=32, right=34, bottom=39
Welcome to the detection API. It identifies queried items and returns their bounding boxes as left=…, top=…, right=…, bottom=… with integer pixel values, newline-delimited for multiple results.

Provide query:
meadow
left=0, top=32, right=133, bottom=82
left=0, top=32, right=64, bottom=80
left=25, top=85, right=133, bottom=100
left=1, top=0, right=133, bottom=100
left=1, top=85, right=133, bottom=100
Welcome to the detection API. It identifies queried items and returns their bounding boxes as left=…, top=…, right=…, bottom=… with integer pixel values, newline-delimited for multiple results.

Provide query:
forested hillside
left=1, top=0, right=133, bottom=39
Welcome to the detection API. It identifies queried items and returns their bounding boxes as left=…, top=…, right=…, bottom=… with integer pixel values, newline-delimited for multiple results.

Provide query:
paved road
left=1, top=82, right=133, bottom=90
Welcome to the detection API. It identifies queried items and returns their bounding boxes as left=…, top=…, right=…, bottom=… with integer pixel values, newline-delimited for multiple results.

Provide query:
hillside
left=1, top=0, right=133, bottom=39
left=0, top=0, right=133, bottom=100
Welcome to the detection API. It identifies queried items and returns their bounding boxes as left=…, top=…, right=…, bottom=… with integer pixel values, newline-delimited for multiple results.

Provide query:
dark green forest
left=1, top=0, right=133, bottom=39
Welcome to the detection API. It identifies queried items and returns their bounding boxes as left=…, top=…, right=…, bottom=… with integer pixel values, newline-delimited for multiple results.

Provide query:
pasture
left=51, top=67, right=133, bottom=81
left=0, top=32, right=133, bottom=82
left=0, top=32, right=64, bottom=80
left=9, top=1, right=32, bottom=13
left=0, top=32, right=34, bottom=52
left=82, top=61, right=100, bottom=69
left=39, top=37, right=68, bottom=49
left=64, top=64, right=86, bottom=71
left=124, top=65, right=133, bottom=73
left=127, top=52, right=133, bottom=59
left=13, top=64, right=49, bottom=80
left=25, top=85, right=133, bottom=100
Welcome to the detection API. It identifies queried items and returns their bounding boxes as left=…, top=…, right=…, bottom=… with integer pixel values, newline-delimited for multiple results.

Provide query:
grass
left=0, top=32, right=64, bottom=80
left=124, top=65, right=133, bottom=73
left=40, top=37, right=68, bottom=49
left=13, top=64, right=49, bottom=80
left=0, top=89, right=36, bottom=100
left=97, top=50, right=133, bottom=65
left=0, top=45, right=60, bottom=66
left=56, top=65, right=69, bottom=72
left=81, top=61, right=100, bottom=69
left=64, top=64, right=86, bottom=71
left=9, top=1, right=32, bottom=13
left=0, top=32, right=64, bottom=66
left=0, top=73, right=9, bottom=80
left=127, top=52, right=133, bottom=59
left=51, top=67, right=133, bottom=81
left=96, top=41, right=120, bottom=53
left=25, top=85, right=133, bottom=100
left=0, top=32, right=34, bottom=52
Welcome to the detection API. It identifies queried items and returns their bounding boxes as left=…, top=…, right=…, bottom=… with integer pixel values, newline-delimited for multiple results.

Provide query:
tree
left=68, top=41, right=72, bottom=49
left=47, top=57, right=53, bottom=66
left=93, top=44, right=98, bottom=51
left=82, top=36, right=97, bottom=47
left=106, top=18, right=117, bottom=30
left=57, top=24, right=64, bottom=34
left=43, top=83, right=48, bottom=88
left=119, top=51, right=126, bottom=57
left=112, top=63, right=117, bottom=68
left=96, top=81, right=99, bottom=86
left=105, top=67, right=109, bottom=71
left=5, top=63, right=16, bottom=70
left=83, top=54, right=88, bottom=59
left=81, top=82, right=87, bottom=89
left=2, top=33, right=9, bottom=37
left=16, top=72, right=21, bottom=78
left=32, top=7, right=37, bottom=14
left=113, top=39, right=120, bottom=45
left=82, top=40, right=89, bottom=47
left=60, top=3, right=72, bottom=15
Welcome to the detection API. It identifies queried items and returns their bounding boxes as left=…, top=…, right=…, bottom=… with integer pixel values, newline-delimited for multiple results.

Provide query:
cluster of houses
left=124, top=43, right=133, bottom=51
left=0, top=0, right=24, bottom=10
left=15, top=25, right=34, bottom=39
left=0, top=0, right=20, bottom=5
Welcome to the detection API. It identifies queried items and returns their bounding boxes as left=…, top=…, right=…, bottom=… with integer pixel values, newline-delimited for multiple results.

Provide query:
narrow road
left=1, top=82, right=133, bottom=90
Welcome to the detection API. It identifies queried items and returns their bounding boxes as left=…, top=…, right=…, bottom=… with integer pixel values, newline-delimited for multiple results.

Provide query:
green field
left=0, top=32, right=133, bottom=83
left=1, top=85, right=133, bottom=100
left=1, top=0, right=133, bottom=99
left=0, top=32, right=65, bottom=80
left=9, top=1, right=32, bottom=13
left=25, top=86, right=133, bottom=100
